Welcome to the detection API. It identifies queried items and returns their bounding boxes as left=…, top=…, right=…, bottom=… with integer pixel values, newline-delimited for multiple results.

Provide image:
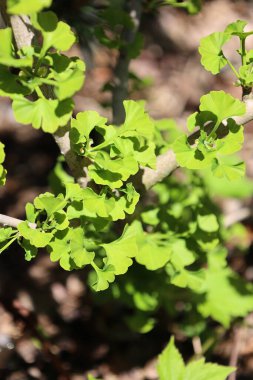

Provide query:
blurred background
left=1, top=0, right=253, bottom=379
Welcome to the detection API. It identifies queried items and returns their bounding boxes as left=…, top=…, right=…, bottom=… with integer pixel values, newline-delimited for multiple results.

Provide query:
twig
left=112, top=0, right=142, bottom=125
left=192, top=336, right=202, bottom=357
left=228, top=327, right=246, bottom=380
left=0, top=214, right=36, bottom=229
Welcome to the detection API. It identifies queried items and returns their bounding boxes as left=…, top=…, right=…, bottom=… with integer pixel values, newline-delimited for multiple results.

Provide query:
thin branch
left=112, top=0, right=142, bottom=125
left=142, top=98, right=253, bottom=189
left=0, top=214, right=36, bottom=229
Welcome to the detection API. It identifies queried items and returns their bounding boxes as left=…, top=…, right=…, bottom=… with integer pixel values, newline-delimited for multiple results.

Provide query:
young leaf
left=157, top=336, right=235, bottom=380
left=34, top=193, right=66, bottom=217
left=102, top=224, right=139, bottom=275
left=157, top=337, right=185, bottom=380
left=199, top=32, right=231, bottom=74
left=0, top=28, right=33, bottom=68
left=119, top=100, right=155, bottom=140
left=70, top=110, right=107, bottom=154
left=12, top=97, right=74, bottom=133
left=91, top=263, right=115, bottom=291
left=198, top=250, right=253, bottom=326
left=224, top=19, right=252, bottom=38
left=32, top=12, right=76, bottom=55
left=0, top=66, right=30, bottom=98
left=136, top=233, right=172, bottom=271
left=173, top=135, right=215, bottom=170
left=199, top=91, right=246, bottom=123
left=18, top=222, right=53, bottom=248
left=7, top=0, right=52, bottom=14
left=183, top=359, right=236, bottom=380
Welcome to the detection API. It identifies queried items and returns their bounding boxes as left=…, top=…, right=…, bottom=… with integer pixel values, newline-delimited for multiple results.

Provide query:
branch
left=112, top=0, right=142, bottom=125
left=142, top=98, right=253, bottom=189
left=0, top=214, right=36, bottom=229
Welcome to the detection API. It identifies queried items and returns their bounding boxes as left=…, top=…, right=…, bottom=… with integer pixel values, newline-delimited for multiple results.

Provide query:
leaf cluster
left=1, top=0, right=85, bottom=133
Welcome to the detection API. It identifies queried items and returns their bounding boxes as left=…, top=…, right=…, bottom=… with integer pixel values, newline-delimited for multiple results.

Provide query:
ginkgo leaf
left=7, top=0, right=52, bottom=14
left=0, top=66, right=30, bottom=98
left=31, top=11, right=76, bottom=55
left=225, top=19, right=253, bottom=38
left=183, top=358, right=235, bottom=380
left=119, top=100, right=155, bottom=140
left=198, top=250, right=253, bottom=326
left=12, top=97, right=73, bottom=133
left=157, top=336, right=235, bottom=380
left=199, top=32, right=231, bottom=74
left=91, top=263, right=115, bottom=291
left=157, top=337, right=185, bottom=380
left=212, top=158, right=245, bottom=180
left=136, top=233, right=172, bottom=271
left=0, top=28, right=33, bottom=67
left=18, top=222, right=53, bottom=248
left=173, top=135, right=215, bottom=170
left=53, top=58, right=85, bottom=100
left=102, top=223, right=139, bottom=275
left=70, top=110, right=107, bottom=153
left=199, top=91, right=246, bottom=123
left=34, top=193, right=66, bottom=217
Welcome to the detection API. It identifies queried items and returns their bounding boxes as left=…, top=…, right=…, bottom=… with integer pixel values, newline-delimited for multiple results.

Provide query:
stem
left=207, top=120, right=220, bottom=140
left=0, top=236, right=18, bottom=253
left=240, top=38, right=246, bottom=66
left=40, top=78, right=56, bottom=86
left=0, top=214, right=36, bottom=229
left=226, top=58, right=239, bottom=78
left=35, top=85, right=45, bottom=99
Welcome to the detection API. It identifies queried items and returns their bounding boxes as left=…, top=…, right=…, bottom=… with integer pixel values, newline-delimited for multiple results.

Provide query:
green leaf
left=0, top=28, right=33, bottom=68
left=110, top=183, right=140, bottom=221
left=102, top=224, right=139, bottom=275
left=48, top=228, right=94, bottom=270
left=119, top=100, right=155, bottom=140
left=18, top=222, right=53, bottom=248
left=88, top=152, right=139, bottom=189
left=53, top=58, right=85, bottom=100
left=7, top=0, right=52, bottom=14
left=70, top=110, right=107, bottom=154
left=197, top=213, right=219, bottom=233
left=136, top=233, right=172, bottom=271
left=198, top=250, right=253, bottom=326
left=69, top=228, right=95, bottom=268
left=173, top=135, right=215, bottom=170
left=199, top=32, right=231, bottom=74
left=34, top=193, right=66, bottom=217
left=0, top=227, right=15, bottom=243
left=32, top=12, right=76, bottom=55
left=212, top=157, right=245, bottom=180
left=12, top=97, right=73, bottom=133
left=184, top=359, right=235, bottom=380
left=224, top=19, right=252, bottom=38
left=157, top=336, right=235, bottom=380
left=125, top=313, right=155, bottom=334
left=66, top=187, right=115, bottom=219
left=199, top=91, right=246, bottom=124
left=19, top=238, right=38, bottom=261
left=157, top=337, right=185, bottom=380
left=91, top=263, right=115, bottom=291
left=0, top=66, right=30, bottom=98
